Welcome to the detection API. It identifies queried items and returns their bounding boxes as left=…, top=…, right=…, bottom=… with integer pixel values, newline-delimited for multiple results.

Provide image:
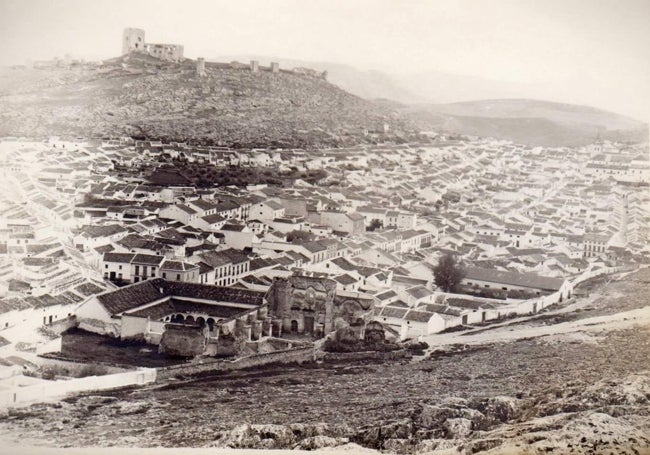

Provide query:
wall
left=0, top=368, right=156, bottom=408
left=121, top=315, right=148, bottom=340
left=45, top=315, right=77, bottom=335
left=319, top=350, right=411, bottom=362
left=156, top=346, right=315, bottom=380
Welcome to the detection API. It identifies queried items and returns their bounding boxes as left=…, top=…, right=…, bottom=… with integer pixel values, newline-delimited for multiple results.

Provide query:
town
left=0, top=129, right=647, bottom=403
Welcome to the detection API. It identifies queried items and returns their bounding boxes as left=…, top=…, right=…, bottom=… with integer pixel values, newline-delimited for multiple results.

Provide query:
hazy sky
left=1, top=0, right=648, bottom=120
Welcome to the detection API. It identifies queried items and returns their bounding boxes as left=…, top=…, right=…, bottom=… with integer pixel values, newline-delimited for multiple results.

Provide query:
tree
left=367, top=219, right=383, bottom=232
left=286, top=230, right=315, bottom=244
left=433, top=254, right=466, bottom=293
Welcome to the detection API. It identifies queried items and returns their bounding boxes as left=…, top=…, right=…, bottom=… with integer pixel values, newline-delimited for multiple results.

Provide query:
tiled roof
left=405, top=285, right=434, bottom=300
left=404, top=310, right=434, bottom=323
left=464, top=267, right=565, bottom=291
left=380, top=306, right=408, bottom=318
left=95, top=278, right=266, bottom=316
left=161, top=260, right=198, bottom=271
left=131, top=254, right=165, bottom=265
left=97, top=280, right=167, bottom=315
left=103, top=252, right=135, bottom=263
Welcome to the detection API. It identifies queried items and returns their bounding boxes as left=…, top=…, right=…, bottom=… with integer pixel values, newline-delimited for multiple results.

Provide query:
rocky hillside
left=0, top=54, right=411, bottom=148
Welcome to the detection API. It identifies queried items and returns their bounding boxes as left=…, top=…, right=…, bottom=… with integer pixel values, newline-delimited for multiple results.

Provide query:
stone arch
left=196, top=317, right=205, bottom=327
left=290, top=320, right=299, bottom=333
left=173, top=314, right=185, bottom=323
left=185, top=315, right=195, bottom=324
left=206, top=318, right=215, bottom=331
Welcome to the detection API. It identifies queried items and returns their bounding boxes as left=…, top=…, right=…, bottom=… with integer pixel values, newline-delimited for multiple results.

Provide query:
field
left=0, top=268, right=648, bottom=454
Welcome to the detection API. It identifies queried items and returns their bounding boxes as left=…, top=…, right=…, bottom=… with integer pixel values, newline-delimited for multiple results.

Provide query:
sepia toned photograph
left=0, top=0, right=648, bottom=454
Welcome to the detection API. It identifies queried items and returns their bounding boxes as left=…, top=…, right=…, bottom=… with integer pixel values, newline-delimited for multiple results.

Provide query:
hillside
left=404, top=99, right=647, bottom=146
left=214, top=55, right=421, bottom=104
left=0, top=54, right=411, bottom=148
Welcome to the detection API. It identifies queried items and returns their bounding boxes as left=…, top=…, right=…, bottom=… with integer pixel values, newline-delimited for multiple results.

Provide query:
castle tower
left=270, top=62, right=279, bottom=73
left=122, top=28, right=145, bottom=55
left=196, top=57, right=206, bottom=77
left=250, top=60, right=259, bottom=73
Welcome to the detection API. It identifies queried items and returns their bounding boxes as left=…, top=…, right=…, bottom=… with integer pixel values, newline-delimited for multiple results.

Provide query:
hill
left=214, top=55, right=420, bottom=104
left=404, top=99, right=647, bottom=146
left=0, top=53, right=412, bottom=148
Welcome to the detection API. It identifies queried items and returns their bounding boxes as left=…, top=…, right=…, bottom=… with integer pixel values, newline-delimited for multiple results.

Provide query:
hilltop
left=0, top=54, right=411, bottom=148
left=404, top=99, right=647, bottom=146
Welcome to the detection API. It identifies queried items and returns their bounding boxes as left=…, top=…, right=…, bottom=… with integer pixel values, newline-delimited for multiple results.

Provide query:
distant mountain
left=0, top=53, right=412, bottom=148
left=213, top=56, right=647, bottom=146
left=404, top=99, right=647, bottom=146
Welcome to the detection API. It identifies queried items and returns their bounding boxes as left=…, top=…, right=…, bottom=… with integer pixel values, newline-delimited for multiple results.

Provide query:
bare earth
left=0, top=268, right=649, bottom=454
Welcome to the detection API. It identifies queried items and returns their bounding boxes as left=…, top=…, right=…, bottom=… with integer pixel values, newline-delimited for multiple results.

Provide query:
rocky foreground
left=0, top=271, right=649, bottom=454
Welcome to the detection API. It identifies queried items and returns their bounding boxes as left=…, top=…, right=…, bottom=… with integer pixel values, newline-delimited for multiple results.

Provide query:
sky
left=1, top=0, right=648, bottom=120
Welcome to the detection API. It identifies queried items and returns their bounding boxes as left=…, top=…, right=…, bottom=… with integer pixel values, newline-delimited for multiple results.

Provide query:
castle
left=122, top=28, right=184, bottom=62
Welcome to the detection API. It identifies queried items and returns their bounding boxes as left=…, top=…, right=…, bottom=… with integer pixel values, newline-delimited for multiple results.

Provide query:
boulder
left=469, top=396, right=521, bottom=424
left=294, top=435, right=349, bottom=450
left=444, top=417, right=473, bottom=439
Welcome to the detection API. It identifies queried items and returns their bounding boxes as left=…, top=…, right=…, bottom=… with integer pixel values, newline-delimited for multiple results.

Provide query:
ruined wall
left=120, top=315, right=148, bottom=340
left=158, top=323, right=207, bottom=357
left=77, top=318, right=120, bottom=338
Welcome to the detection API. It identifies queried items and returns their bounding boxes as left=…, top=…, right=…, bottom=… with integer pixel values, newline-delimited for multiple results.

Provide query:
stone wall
left=158, top=324, right=207, bottom=357
left=156, top=346, right=315, bottom=380
left=46, top=315, right=78, bottom=335
left=0, top=368, right=156, bottom=408
left=319, top=350, right=411, bottom=362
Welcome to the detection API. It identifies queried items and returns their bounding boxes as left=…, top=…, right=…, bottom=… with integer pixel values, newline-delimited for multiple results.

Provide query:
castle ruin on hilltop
left=122, top=28, right=184, bottom=62
left=121, top=27, right=328, bottom=80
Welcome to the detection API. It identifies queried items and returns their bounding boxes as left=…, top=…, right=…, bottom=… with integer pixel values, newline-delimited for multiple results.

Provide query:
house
left=159, top=203, right=199, bottom=225
left=218, top=223, right=255, bottom=249
left=197, top=248, right=251, bottom=286
left=252, top=200, right=286, bottom=221
left=318, top=211, right=365, bottom=236
left=583, top=233, right=611, bottom=258
left=73, top=224, right=128, bottom=252
left=102, top=252, right=135, bottom=282
left=160, top=261, right=200, bottom=282
left=130, top=254, right=165, bottom=283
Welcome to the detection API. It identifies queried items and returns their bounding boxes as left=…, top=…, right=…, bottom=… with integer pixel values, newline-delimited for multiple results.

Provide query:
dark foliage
left=433, top=254, right=466, bottom=293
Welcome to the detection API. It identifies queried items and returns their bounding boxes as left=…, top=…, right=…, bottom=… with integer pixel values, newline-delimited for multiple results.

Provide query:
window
left=163, top=272, right=166, bottom=279
left=118, top=265, right=122, bottom=270
left=105, top=264, right=108, bottom=269
left=176, top=274, right=181, bottom=280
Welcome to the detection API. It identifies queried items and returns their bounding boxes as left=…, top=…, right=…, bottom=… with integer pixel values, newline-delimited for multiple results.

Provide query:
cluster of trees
left=149, top=159, right=328, bottom=188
